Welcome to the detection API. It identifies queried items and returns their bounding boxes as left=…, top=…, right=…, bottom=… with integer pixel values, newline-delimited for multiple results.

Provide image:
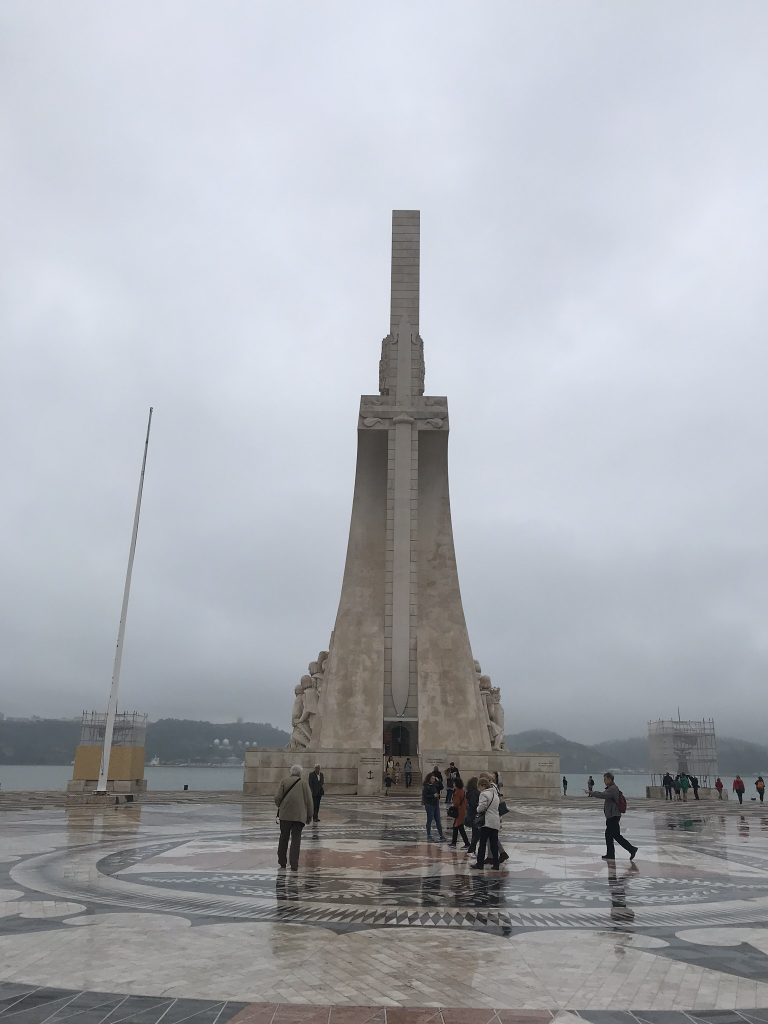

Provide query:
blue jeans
left=425, top=801, right=444, bottom=838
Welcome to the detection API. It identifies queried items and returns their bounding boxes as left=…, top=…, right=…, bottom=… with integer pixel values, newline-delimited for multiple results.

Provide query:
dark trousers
left=693, top=789, right=699, bottom=800
left=476, top=826, right=500, bottom=868
left=277, top=820, right=305, bottom=869
left=405, top=772, right=412, bottom=787
left=312, top=794, right=322, bottom=820
left=467, top=824, right=480, bottom=853
left=759, top=791, right=765, bottom=803
left=445, top=787, right=454, bottom=806
left=451, top=824, right=469, bottom=845
left=736, top=791, right=743, bottom=804
left=425, top=801, right=444, bottom=838
left=664, top=786, right=673, bottom=800
left=605, top=816, right=634, bottom=858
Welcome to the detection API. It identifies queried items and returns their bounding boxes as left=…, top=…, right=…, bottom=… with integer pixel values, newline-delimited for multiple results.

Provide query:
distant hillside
left=0, top=718, right=290, bottom=765
left=594, top=736, right=649, bottom=770
left=506, top=730, right=768, bottom=774
left=505, top=730, right=608, bottom=772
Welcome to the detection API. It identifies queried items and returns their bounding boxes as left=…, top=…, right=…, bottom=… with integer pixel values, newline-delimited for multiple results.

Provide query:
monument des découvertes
left=244, top=212, right=559, bottom=797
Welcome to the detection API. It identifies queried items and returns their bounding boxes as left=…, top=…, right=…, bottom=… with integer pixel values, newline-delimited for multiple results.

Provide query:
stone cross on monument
left=244, top=212, right=560, bottom=797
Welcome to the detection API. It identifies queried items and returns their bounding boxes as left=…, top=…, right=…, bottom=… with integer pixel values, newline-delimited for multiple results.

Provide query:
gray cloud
left=2, top=2, right=767, bottom=742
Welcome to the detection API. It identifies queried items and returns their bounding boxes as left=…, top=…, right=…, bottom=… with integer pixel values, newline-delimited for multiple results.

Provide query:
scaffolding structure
left=648, top=718, right=718, bottom=786
left=78, top=710, right=147, bottom=748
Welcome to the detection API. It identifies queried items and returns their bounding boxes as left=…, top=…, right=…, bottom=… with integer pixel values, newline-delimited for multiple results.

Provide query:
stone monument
left=244, top=211, right=559, bottom=797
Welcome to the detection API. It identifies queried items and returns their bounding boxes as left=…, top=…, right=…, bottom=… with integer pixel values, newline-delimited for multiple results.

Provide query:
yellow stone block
left=72, top=744, right=145, bottom=782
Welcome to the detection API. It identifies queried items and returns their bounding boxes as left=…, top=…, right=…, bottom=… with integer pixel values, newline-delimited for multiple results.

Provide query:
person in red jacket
left=733, top=775, right=746, bottom=805
left=715, top=777, right=724, bottom=799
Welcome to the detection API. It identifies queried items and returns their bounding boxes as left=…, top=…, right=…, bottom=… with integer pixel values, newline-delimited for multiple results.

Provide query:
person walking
left=715, top=777, right=724, bottom=799
left=588, top=775, right=595, bottom=795
left=587, top=772, right=638, bottom=862
left=691, top=776, right=700, bottom=800
left=756, top=776, right=766, bottom=803
left=733, top=775, right=746, bottom=805
left=562, top=776, right=568, bottom=797
left=404, top=757, right=413, bottom=788
left=663, top=772, right=674, bottom=800
left=446, top=762, right=459, bottom=806
left=679, top=774, right=690, bottom=802
left=470, top=775, right=501, bottom=870
left=449, top=777, right=470, bottom=847
left=274, top=765, right=313, bottom=871
left=308, top=764, right=324, bottom=822
left=673, top=775, right=681, bottom=800
left=464, top=776, right=481, bottom=856
left=422, top=772, right=445, bottom=841
left=394, top=761, right=401, bottom=786
left=384, top=767, right=393, bottom=796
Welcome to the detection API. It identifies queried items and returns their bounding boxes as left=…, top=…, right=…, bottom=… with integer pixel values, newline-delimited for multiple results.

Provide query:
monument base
left=244, top=749, right=560, bottom=798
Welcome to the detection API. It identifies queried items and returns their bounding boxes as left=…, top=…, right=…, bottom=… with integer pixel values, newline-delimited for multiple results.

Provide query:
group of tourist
left=662, top=772, right=765, bottom=804
left=273, top=762, right=644, bottom=872
left=383, top=756, right=414, bottom=791
left=420, top=766, right=509, bottom=870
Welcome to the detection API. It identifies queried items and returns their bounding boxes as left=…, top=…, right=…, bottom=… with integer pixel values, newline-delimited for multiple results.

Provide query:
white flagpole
left=96, top=407, right=154, bottom=793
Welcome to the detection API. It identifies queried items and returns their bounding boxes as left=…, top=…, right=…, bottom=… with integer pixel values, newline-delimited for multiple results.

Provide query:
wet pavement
left=2, top=795, right=768, bottom=1018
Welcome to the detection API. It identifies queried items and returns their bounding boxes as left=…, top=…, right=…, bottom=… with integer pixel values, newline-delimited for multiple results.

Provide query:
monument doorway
left=383, top=722, right=417, bottom=757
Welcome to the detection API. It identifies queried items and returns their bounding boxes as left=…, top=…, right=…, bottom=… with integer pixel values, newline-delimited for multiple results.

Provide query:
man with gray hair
left=275, top=765, right=314, bottom=871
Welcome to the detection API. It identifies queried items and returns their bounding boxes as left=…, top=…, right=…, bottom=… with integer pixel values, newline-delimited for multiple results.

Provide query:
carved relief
left=414, top=335, right=425, bottom=396
left=424, top=418, right=444, bottom=429
left=362, top=417, right=385, bottom=428
left=378, top=335, right=393, bottom=396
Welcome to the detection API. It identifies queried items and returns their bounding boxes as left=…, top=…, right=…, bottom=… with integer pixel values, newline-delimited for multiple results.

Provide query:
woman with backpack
left=470, top=775, right=501, bottom=870
left=448, top=777, right=470, bottom=848
left=756, top=777, right=765, bottom=803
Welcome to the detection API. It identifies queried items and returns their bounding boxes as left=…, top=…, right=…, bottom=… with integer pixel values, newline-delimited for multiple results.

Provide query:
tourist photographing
left=274, top=765, right=314, bottom=871
left=587, top=772, right=638, bottom=863
left=422, top=772, right=445, bottom=841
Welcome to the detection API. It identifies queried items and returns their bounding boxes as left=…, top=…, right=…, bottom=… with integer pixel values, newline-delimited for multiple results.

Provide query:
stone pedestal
left=245, top=748, right=560, bottom=798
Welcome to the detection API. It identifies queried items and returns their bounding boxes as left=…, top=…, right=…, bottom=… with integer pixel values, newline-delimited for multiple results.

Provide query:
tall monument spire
left=244, top=211, right=560, bottom=799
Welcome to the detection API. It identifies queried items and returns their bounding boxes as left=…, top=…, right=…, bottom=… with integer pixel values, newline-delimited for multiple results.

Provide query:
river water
left=0, top=765, right=658, bottom=797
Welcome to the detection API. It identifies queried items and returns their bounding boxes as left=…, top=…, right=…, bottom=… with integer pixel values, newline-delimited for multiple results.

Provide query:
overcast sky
left=2, top=3, right=768, bottom=744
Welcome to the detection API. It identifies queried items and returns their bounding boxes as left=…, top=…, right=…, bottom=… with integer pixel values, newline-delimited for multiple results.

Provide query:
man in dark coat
left=588, top=772, right=638, bottom=862
left=308, top=764, right=325, bottom=822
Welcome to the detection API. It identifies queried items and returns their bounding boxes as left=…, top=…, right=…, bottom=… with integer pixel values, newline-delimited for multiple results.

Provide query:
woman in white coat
left=470, top=775, right=501, bottom=870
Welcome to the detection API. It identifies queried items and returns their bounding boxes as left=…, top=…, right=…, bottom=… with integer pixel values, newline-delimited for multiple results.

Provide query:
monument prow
left=244, top=212, right=560, bottom=798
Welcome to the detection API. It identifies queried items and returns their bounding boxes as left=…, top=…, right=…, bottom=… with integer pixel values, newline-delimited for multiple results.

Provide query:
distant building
left=648, top=718, right=719, bottom=784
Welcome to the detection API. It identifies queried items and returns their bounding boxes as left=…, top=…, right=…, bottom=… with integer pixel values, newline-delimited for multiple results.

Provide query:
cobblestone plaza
left=3, top=795, right=768, bottom=1021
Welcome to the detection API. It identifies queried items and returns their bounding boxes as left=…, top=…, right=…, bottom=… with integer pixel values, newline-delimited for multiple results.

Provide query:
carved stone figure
left=476, top=671, right=505, bottom=749
left=288, top=685, right=308, bottom=750
left=488, top=686, right=506, bottom=750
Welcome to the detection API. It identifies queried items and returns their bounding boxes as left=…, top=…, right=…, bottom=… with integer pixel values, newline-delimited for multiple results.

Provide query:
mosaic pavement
left=3, top=795, right=768, bottom=1020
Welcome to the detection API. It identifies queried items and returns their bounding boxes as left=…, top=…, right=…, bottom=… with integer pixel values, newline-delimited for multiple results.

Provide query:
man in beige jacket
left=275, top=765, right=314, bottom=871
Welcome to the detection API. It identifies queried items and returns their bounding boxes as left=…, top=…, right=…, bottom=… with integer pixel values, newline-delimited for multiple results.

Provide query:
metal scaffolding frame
left=648, top=718, right=719, bottom=786
left=78, top=710, right=147, bottom=748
